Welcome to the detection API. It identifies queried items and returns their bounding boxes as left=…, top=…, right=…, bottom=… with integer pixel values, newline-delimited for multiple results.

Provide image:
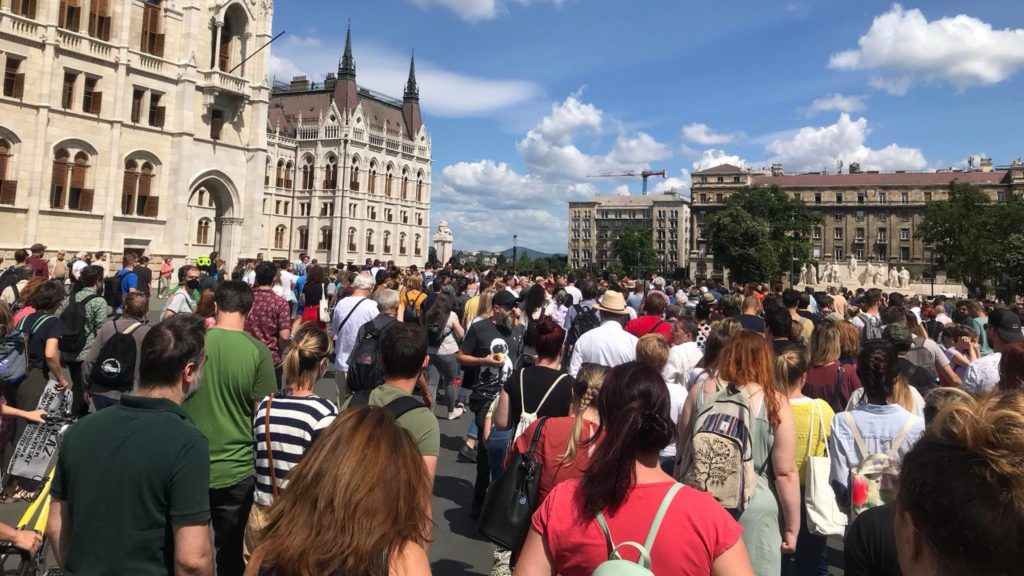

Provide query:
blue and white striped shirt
left=252, top=393, right=338, bottom=506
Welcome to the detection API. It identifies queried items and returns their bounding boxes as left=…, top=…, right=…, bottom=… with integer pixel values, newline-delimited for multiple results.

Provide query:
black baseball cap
left=988, top=309, right=1024, bottom=344
left=492, top=290, right=518, bottom=309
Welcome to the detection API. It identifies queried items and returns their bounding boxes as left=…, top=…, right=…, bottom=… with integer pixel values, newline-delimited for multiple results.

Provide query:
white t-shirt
left=564, top=285, right=582, bottom=306
left=164, top=289, right=195, bottom=315
left=243, top=270, right=256, bottom=286
left=659, top=382, right=688, bottom=459
left=331, top=296, right=379, bottom=372
left=278, top=270, right=298, bottom=301
left=72, top=259, right=89, bottom=279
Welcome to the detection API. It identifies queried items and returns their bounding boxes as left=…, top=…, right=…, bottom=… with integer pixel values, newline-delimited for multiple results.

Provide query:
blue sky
left=268, top=1, right=1024, bottom=254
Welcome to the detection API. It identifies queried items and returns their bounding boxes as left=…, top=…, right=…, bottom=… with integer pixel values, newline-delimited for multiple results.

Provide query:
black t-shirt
left=844, top=504, right=902, bottom=576
left=734, top=314, right=766, bottom=334
left=302, top=281, right=329, bottom=308
left=19, top=311, right=62, bottom=372
left=134, top=266, right=152, bottom=296
left=898, top=358, right=935, bottom=393
left=460, top=319, right=523, bottom=391
left=503, top=366, right=575, bottom=427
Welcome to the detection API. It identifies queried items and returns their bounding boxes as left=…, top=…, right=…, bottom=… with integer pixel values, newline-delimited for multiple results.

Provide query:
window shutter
left=11, top=74, right=24, bottom=98
left=0, top=181, right=16, bottom=205
left=143, top=195, right=159, bottom=218
left=152, top=106, right=166, bottom=127
left=211, top=115, right=224, bottom=140
left=27, top=0, right=37, bottom=19
left=154, top=34, right=165, bottom=57
left=131, top=94, right=142, bottom=123
left=77, top=188, right=94, bottom=212
left=51, top=162, right=66, bottom=208
left=89, top=91, right=102, bottom=114
left=121, top=170, right=136, bottom=214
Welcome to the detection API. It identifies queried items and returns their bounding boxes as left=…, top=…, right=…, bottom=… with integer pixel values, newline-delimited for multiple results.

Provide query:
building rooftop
left=693, top=163, right=747, bottom=175
left=571, top=192, right=691, bottom=207
left=751, top=170, right=1010, bottom=187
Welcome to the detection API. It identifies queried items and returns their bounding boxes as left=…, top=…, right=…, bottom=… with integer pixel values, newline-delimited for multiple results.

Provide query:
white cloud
left=286, top=35, right=322, bottom=48
left=269, top=38, right=541, bottom=117
left=693, top=149, right=748, bottom=171
left=613, top=185, right=631, bottom=196
left=651, top=169, right=692, bottom=195
left=766, top=113, right=927, bottom=172
left=408, top=0, right=569, bottom=22
left=806, top=93, right=866, bottom=116
left=681, top=123, right=744, bottom=145
left=829, top=4, right=1024, bottom=93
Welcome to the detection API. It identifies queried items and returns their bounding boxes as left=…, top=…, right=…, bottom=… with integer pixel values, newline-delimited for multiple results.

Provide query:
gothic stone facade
left=689, top=160, right=1024, bottom=282
left=262, top=27, right=431, bottom=268
left=0, top=0, right=274, bottom=265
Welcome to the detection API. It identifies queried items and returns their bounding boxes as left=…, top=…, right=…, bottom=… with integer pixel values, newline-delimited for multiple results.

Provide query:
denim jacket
left=828, top=403, right=924, bottom=510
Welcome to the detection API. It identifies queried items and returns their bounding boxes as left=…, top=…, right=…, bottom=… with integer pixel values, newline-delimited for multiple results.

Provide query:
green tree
left=517, top=253, right=531, bottom=273
left=703, top=185, right=820, bottom=284
left=496, top=254, right=508, bottom=267
left=919, top=182, right=1004, bottom=293
left=614, top=225, right=659, bottom=277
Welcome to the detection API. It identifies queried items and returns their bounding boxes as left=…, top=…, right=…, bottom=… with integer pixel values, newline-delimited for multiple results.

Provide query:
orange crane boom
left=587, top=169, right=667, bottom=195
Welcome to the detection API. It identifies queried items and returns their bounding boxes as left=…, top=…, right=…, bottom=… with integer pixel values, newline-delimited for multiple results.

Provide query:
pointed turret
left=334, top=21, right=358, bottom=113
left=402, top=50, right=422, bottom=138
left=404, top=52, right=419, bottom=101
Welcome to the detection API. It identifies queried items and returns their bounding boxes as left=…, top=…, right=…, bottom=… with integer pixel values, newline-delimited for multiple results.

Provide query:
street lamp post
left=930, top=247, right=935, bottom=297
left=512, top=234, right=518, bottom=274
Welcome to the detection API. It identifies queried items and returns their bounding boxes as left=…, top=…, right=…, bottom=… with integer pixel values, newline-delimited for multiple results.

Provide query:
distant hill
left=499, top=247, right=553, bottom=259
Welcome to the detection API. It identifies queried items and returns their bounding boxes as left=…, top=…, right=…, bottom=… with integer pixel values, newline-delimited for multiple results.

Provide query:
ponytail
left=283, top=324, right=332, bottom=390
left=561, top=364, right=608, bottom=465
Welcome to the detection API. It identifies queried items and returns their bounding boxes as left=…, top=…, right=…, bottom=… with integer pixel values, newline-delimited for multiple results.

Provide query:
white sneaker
left=448, top=406, right=465, bottom=420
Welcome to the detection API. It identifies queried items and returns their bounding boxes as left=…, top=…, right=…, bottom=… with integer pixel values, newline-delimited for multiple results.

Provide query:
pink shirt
left=534, top=480, right=743, bottom=576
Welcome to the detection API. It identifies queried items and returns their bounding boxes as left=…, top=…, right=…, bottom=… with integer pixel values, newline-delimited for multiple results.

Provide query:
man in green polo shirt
left=184, top=281, right=276, bottom=576
left=47, top=314, right=213, bottom=575
left=343, top=322, right=439, bottom=484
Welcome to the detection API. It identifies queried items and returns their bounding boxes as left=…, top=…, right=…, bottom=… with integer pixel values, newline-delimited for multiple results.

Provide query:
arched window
left=383, top=231, right=392, bottom=254
left=122, top=159, right=158, bottom=217
left=297, top=226, right=309, bottom=251
left=301, top=157, right=314, bottom=191
left=323, top=156, right=337, bottom=189
left=385, top=165, right=394, bottom=197
left=284, top=161, right=294, bottom=188
left=414, top=234, right=422, bottom=256
left=198, top=189, right=206, bottom=206
left=368, top=161, right=377, bottom=195
left=275, top=159, right=284, bottom=188
left=416, top=176, right=424, bottom=203
left=349, top=165, right=360, bottom=192
left=401, top=167, right=409, bottom=200
left=366, top=229, right=375, bottom=253
left=0, top=139, right=16, bottom=205
left=347, top=227, right=357, bottom=252
left=197, top=217, right=211, bottom=244
left=274, top=225, right=286, bottom=249
left=214, top=6, right=247, bottom=73
left=399, top=232, right=407, bottom=255
left=319, top=227, right=333, bottom=251
left=51, top=148, right=93, bottom=211
left=264, top=158, right=271, bottom=186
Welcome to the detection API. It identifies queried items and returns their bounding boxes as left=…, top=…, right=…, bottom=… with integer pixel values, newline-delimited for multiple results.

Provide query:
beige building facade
left=689, top=160, right=1024, bottom=282
left=0, top=0, right=274, bottom=266
left=568, top=192, right=690, bottom=274
left=262, top=27, right=431, bottom=267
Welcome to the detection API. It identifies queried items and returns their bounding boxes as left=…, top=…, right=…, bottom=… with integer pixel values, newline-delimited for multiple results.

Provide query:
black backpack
left=89, top=320, right=143, bottom=392
left=565, top=305, right=601, bottom=349
left=426, top=322, right=450, bottom=348
left=347, top=318, right=390, bottom=393
left=404, top=291, right=427, bottom=325
left=103, top=276, right=122, bottom=309
left=348, top=389, right=424, bottom=419
left=0, top=267, right=23, bottom=310
left=58, top=293, right=102, bottom=356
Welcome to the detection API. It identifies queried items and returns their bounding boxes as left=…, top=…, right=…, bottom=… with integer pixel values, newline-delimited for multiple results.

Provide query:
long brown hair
left=255, top=407, right=432, bottom=575
left=195, top=289, right=216, bottom=318
left=716, top=330, right=782, bottom=427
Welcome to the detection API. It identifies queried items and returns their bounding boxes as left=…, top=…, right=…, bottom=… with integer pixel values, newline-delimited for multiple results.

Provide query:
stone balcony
left=200, top=69, right=249, bottom=99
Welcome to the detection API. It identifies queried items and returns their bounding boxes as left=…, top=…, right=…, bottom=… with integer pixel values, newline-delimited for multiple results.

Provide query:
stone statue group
left=799, top=256, right=911, bottom=289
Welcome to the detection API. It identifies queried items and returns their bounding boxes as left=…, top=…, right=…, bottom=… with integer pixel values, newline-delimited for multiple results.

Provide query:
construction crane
left=587, top=170, right=667, bottom=196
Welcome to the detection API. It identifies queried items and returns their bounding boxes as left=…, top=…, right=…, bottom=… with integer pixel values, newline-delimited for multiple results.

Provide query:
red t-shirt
left=804, top=361, right=862, bottom=413
left=624, top=315, right=672, bottom=342
left=504, top=416, right=598, bottom=504
left=534, top=480, right=743, bottom=576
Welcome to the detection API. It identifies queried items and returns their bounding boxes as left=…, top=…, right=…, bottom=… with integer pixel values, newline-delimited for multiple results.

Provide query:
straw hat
left=594, top=291, right=628, bottom=314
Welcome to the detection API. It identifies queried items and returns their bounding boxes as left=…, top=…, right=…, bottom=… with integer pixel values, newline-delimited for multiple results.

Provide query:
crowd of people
left=0, top=245, right=1021, bottom=575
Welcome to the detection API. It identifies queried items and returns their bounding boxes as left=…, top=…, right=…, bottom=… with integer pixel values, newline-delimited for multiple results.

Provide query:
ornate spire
left=403, top=51, right=419, bottom=101
left=339, top=21, right=355, bottom=78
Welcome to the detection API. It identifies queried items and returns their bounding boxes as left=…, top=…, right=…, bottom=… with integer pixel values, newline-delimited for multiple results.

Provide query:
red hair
left=716, top=331, right=781, bottom=427
left=997, top=343, right=1024, bottom=393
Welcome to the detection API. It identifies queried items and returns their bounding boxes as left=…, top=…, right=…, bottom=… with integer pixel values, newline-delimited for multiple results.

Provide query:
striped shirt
left=252, top=393, right=338, bottom=506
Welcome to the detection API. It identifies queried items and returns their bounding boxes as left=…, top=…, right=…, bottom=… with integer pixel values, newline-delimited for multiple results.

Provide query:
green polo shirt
left=184, top=327, right=277, bottom=488
left=51, top=395, right=210, bottom=575
left=342, top=384, right=440, bottom=457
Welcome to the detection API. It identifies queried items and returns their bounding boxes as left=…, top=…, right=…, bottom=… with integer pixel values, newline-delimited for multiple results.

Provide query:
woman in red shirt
left=517, top=362, right=753, bottom=576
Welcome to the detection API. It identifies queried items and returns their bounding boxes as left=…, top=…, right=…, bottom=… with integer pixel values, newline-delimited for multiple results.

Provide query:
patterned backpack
left=844, top=412, right=920, bottom=521
left=679, top=382, right=758, bottom=514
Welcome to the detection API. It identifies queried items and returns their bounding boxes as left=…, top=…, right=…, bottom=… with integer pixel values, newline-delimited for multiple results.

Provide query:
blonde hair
left=891, top=374, right=916, bottom=413
left=561, top=364, right=608, bottom=464
left=635, top=334, right=669, bottom=372
left=283, top=324, right=333, bottom=391
left=404, top=274, right=422, bottom=291
left=774, top=346, right=808, bottom=391
left=808, top=321, right=842, bottom=367
left=475, top=289, right=495, bottom=320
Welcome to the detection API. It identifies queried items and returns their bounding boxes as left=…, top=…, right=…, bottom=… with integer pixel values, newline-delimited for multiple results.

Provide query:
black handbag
left=477, top=417, right=549, bottom=551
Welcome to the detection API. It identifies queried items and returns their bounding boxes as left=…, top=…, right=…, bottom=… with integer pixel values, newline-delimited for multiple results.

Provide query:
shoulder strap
left=532, top=373, right=567, bottom=415
left=350, top=389, right=372, bottom=407
left=648, top=320, right=665, bottom=335
left=383, top=395, right=425, bottom=420
left=643, top=483, right=683, bottom=552
left=263, top=396, right=279, bottom=498
left=843, top=411, right=869, bottom=460
left=337, top=298, right=368, bottom=332
left=833, top=365, right=845, bottom=408
left=79, top=293, right=101, bottom=307
left=816, top=400, right=831, bottom=457
left=123, top=321, right=144, bottom=335
left=525, top=416, right=549, bottom=456
left=887, top=416, right=920, bottom=459
left=518, top=369, right=527, bottom=413
left=805, top=399, right=817, bottom=456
